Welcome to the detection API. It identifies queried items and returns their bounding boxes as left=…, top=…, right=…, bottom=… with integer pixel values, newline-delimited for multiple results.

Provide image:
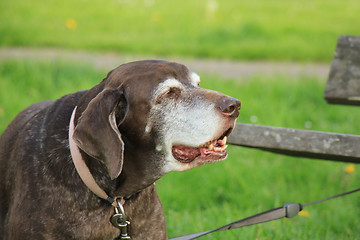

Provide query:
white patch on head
left=145, top=77, right=184, bottom=136
left=190, top=72, right=200, bottom=87
left=159, top=99, right=222, bottom=173
left=147, top=79, right=225, bottom=173
left=152, top=78, right=184, bottom=99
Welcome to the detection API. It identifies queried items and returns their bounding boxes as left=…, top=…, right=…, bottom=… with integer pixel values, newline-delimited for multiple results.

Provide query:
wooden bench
left=228, top=35, right=360, bottom=163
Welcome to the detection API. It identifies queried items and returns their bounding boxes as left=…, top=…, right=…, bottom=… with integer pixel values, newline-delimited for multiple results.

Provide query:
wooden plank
left=228, top=123, right=360, bottom=163
left=324, top=35, right=360, bottom=106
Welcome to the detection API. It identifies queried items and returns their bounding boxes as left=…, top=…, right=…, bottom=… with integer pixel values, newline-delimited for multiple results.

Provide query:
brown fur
left=0, top=60, right=240, bottom=239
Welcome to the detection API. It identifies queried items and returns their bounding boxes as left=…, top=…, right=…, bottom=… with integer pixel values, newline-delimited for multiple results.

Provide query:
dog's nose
left=219, top=97, right=241, bottom=117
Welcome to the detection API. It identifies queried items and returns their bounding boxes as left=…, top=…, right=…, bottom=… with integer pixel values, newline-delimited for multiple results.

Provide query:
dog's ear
left=73, top=88, right=127, bottom=180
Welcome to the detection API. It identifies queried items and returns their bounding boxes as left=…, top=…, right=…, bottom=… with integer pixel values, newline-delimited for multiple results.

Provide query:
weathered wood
left=324, top=35, right=360, bottom=106
left=228, top=123, right=360, bottom=163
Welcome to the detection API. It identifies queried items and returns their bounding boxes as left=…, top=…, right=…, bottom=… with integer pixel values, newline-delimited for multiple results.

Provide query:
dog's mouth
left=172, top=128, right=233, bottom=164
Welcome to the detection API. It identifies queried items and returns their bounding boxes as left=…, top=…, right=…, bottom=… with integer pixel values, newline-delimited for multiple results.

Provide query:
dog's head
left=73, top=60, right=240, bottom=183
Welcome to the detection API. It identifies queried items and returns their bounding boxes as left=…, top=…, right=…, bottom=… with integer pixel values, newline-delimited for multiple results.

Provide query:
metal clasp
left=283, top=202, right=302, bottom=218
left=110, top=198, right=131, bottom=240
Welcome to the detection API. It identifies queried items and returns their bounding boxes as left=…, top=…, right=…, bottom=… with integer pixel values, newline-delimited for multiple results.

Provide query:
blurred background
left=1, top=0, right=359, bottom=239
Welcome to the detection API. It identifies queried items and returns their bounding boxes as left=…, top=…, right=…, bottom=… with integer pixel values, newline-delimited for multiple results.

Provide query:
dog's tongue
left=172, top=138, right=228, bottom=163
left=172, top=146, right=200, bottom=163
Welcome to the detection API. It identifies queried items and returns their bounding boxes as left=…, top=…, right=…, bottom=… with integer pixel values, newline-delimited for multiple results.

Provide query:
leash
left=69, top=107, right=131, bottom=239
left=170, top=187, right=360, bottom=240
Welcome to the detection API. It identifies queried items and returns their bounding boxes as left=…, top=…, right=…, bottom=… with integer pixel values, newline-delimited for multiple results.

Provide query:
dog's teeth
left=214, top=145, right=228, bottom=152
left=223, top=136, right=227, bottom=144
left=208, top=144, right=214, bottom=150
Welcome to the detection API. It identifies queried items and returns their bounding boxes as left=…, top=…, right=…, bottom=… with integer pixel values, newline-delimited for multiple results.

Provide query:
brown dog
left=0, top=60, right=240, bottom=239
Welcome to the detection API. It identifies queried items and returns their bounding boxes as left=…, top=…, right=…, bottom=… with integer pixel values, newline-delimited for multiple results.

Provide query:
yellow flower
left=151, top=12, right=162, bottom=22
left=298, top=210, right=309, bottom=217
left=205, top=0, right=219, bottom=21
left=65, top=18, right=77, bottom=30
left=344, top=164, right=355, bottom=174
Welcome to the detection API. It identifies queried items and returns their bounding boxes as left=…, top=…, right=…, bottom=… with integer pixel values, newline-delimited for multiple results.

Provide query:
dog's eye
left=156, top=87, right=181, bottom=104
left=166, top=87, right=181, bottom=99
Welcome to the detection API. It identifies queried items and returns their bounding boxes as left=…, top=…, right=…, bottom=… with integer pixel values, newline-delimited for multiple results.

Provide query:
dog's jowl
left=0, top=60, right=240, bottom=239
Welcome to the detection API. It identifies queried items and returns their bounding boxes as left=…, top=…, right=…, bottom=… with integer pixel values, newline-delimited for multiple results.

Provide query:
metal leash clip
left=110, top=198, right=131, bottom=240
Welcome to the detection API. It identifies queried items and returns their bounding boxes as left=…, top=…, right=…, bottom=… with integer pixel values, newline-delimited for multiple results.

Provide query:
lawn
left=1, top=60, right=359, bottom=239
left=1, top=0, right=360, bottom=62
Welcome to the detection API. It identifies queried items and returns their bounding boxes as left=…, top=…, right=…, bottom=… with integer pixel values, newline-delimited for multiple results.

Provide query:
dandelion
left=151, top=12, right=162, bottom=22
left=65, top=18, right=77, bottom=30
left=250, top=115, right=258, bottom=123
left=304, top=121, right=312, bottom=129
left=298, top=210, right=310, bottom=217
left=344, top=164, right=355, bottom=174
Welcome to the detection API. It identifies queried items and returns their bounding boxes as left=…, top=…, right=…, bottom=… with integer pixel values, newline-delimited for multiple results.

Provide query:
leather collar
left=69, top=106, right=122, bottom=207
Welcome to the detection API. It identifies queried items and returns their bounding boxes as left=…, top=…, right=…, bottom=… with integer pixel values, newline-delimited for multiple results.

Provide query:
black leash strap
left=302, top=187, right=360, bottom=207
left=170, top=188, right=360, bottom=240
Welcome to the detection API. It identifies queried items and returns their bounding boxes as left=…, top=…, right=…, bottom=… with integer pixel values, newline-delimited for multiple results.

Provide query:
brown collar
left=68, top=106, right=122, bottom=207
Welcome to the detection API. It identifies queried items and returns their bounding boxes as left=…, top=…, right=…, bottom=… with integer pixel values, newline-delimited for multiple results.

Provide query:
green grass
left=1, top=0, right=360, bottom=62
left=0, top=60, right=104, bottom=131
left=1, top=60, right=360, bottom=239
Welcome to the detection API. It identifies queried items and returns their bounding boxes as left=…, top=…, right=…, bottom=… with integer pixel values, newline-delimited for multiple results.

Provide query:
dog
left=0, top=60, right=240, bottom=239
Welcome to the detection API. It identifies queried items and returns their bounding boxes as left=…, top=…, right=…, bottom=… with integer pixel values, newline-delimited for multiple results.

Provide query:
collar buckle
left=111, top=198, right=131, bottom=240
